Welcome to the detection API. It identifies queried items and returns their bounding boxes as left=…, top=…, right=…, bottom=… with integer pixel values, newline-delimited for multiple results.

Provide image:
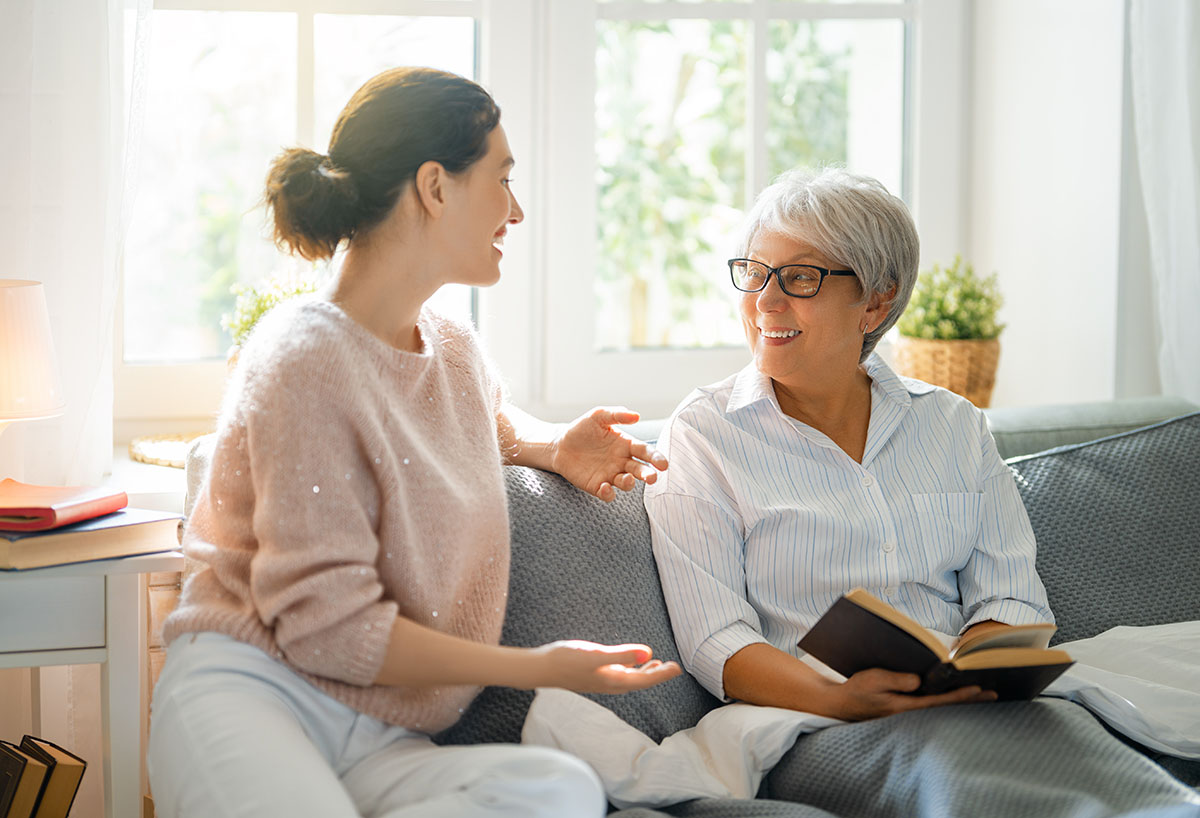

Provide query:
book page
left=951, top=622, right=1056, bottom=658
left=951, top=646, right=1073, bottom=671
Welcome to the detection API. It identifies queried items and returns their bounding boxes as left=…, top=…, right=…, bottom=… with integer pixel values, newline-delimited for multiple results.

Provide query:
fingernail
left=636, top=649, right=650, bottom=663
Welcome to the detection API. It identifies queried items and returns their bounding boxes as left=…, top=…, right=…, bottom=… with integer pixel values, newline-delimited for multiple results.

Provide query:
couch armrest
left=983, top=395, right=1199, bottom=459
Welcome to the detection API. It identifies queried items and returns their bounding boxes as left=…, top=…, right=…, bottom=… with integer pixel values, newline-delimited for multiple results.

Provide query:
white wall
left=968, top=0, right=1126, bottom=407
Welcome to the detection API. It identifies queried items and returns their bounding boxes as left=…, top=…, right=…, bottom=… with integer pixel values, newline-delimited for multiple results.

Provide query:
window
left=115, top=0, right=965, bottom=431
left=593, top=13, right=905, bottom=352
left=116, top=0, right=484, bottom=431
left=531, top=1, right=921, bottom=419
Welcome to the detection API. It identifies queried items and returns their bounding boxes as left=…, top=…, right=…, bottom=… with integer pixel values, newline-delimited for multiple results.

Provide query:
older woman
left=646, top=167, right=1047, bottom=718
left=643, top=168, right=1197, bottom=815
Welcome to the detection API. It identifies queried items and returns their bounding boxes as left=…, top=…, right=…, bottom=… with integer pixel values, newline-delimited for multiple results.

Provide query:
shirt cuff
left=691, top=622, right=769, bottom=702
left=963, top=598, right=1053, bottom=632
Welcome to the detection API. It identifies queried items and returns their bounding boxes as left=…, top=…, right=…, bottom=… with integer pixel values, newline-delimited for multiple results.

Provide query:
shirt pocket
left=910, top=492, right=984, bottom=568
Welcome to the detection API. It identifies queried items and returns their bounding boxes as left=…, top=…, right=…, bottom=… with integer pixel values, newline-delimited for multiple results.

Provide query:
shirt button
left=884, top=586, right=897, bottom=597
left=861, top=475, right=875, bottom=488
left=882, top=541, right=896, bottom=553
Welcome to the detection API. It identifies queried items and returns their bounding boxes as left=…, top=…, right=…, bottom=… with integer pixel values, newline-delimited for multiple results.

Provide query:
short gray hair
left=736, top=167, right=919, bottom=361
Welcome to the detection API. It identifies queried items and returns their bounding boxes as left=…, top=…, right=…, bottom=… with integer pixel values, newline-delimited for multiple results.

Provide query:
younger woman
left=148, top=67, right=679, bottom=818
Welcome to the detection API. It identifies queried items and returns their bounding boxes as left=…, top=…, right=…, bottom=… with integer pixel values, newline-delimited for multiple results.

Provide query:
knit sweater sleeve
left=230, top=326, right=397, bottom=686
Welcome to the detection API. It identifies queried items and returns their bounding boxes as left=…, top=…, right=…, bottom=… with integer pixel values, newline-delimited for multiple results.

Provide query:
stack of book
left=0, top=736, right=86, bottom=818
left=0, top=480, right=180, bottom=571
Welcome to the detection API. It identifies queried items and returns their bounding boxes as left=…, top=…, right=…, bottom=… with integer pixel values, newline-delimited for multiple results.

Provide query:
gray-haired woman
left=644, top=167, right=1196, bottom=814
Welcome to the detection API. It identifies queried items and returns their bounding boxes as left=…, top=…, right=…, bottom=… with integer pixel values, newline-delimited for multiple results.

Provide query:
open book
left=797, top=588, right=1073, bottom=701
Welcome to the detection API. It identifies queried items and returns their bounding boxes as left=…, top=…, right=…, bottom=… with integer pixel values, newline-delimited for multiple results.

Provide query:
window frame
left=113, top=0, right=494, bottom=438
left=114, top=0, right=967, bottom=435
left=488, top=0, right=965, bottom=422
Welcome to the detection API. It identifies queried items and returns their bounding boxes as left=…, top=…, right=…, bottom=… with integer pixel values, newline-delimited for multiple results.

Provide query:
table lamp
left=0, top=279, right=66, bottom=442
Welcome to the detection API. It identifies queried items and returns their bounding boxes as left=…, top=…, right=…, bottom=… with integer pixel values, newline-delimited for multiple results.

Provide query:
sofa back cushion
left=1007, top=412, right=1200, bottom=644
left=435, top=466, right=720, bottom=747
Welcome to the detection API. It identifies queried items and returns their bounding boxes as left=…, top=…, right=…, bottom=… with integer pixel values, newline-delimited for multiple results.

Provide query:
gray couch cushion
left=436, top=466, right=720, bottom=747
left=1006, top=411, right=1200, bottom=645
left=986, top=395, right=1198, bottom=459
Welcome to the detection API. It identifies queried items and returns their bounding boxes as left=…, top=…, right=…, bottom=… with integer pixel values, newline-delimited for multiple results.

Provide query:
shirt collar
left=862, top=352, right=939, bottom=406
left=726, top=364, right=780, bottom=414
left=725, top=352, right=938, bottom=417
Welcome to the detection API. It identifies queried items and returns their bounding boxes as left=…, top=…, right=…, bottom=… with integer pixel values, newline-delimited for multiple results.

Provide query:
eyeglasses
left=728, top=258, right=856, bottom=298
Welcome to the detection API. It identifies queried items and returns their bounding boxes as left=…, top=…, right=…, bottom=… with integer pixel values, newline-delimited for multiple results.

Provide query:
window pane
left=124, top=11, right=297, bottom=363
left=595, top=19, right=748, bottom=351
left=313, top=15, right=476, bottom=149
left=314, top=15, right=477, bottom=326
left=767, top=19, right=905, bottom=194
left=123, top=13, right=479, bottom=365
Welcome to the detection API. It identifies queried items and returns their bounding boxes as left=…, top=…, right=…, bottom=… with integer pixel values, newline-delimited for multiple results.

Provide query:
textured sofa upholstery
left=183, top=398, right=1200, bottom=815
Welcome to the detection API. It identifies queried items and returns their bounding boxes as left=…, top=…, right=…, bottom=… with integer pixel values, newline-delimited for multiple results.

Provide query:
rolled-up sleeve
left=645, top=413, right=768, bottom=700
left=958, top=412, right=1054, bottom=631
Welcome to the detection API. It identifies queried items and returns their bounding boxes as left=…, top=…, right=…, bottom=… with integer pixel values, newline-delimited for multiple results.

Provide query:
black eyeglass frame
left=728, top=258, right=857, bottom=299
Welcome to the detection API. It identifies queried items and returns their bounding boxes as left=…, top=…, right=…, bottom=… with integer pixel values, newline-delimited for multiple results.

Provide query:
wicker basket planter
left=892, top=336, right=1001, bottom=408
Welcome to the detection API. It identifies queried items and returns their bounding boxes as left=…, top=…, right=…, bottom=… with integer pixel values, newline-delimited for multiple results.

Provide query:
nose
left=755, top=272, right=788, bottom=312
left=508, top=188, right=524, bottom=225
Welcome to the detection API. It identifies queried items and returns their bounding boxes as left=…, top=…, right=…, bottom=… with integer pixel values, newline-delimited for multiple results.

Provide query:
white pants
left=148, top=633, right=607, bottom=818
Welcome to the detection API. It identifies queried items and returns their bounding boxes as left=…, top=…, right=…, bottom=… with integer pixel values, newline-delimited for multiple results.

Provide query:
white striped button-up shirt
left=644, top=354, right=1054, bottom=700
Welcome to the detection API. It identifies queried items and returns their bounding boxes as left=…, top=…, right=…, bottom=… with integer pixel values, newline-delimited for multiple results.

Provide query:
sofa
left=185, top=395, right=1200, bottom=816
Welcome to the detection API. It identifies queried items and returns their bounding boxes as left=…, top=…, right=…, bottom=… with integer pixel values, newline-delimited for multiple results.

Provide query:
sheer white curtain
left=0, top=2, right=148, bottom=817
left=1129, top=0, right=1200, bottom=403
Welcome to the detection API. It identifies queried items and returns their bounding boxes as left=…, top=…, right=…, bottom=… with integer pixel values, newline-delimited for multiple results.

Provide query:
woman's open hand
left=531, top=640, right=682, bottom=693
left=550, top=407, right=668, bottom=501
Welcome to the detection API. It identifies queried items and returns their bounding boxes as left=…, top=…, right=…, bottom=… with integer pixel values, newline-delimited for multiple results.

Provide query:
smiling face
left=739, top=229, right=876, bottom=390
left=442, top=124, right=524, bottom=288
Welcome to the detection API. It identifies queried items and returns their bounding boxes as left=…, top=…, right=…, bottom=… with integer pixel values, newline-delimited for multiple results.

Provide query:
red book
left=0, top=479, right=129, bottom=532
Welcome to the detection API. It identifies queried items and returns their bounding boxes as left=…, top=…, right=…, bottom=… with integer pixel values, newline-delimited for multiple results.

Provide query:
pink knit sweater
left=164, top=300, right=510, bottom=733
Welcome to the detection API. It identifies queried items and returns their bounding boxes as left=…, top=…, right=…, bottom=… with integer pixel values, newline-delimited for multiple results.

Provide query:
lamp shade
left=0, top=280, right=66, bottom=422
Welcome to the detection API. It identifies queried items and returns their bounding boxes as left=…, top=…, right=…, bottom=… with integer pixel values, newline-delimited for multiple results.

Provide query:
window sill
left=109, top=445, right=187, bottom=514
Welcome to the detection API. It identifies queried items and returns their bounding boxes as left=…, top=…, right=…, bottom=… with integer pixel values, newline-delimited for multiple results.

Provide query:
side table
left=0, top=551, right=185, bottom=818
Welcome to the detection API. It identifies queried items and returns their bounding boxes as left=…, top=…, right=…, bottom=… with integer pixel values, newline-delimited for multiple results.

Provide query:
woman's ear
left=866, top=285, right=897, bottom=329
left=413, top=160, right=447, bottom=218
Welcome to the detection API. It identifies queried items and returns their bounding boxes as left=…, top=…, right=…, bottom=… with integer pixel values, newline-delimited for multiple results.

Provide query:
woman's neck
left=329, top=226, right=441, bottom=353
left=773, top=363, right=875, bottom=462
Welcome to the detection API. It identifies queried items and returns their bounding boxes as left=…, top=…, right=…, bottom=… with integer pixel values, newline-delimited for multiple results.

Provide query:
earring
left=860, top=319, right=870, bottom=335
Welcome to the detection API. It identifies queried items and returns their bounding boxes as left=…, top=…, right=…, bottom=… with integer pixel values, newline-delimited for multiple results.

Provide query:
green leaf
left=896, top=255, right=1005, bottom=340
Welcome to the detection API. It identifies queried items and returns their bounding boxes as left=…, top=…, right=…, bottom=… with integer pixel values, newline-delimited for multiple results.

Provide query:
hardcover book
left=0, top=479, right=128, bottom=532
left=0, top=508, right=180, bottom=571
left=17, top=737, right=85, bottom=818
left=0, top=741, right=50, bottom=818
left=797, top=588, right=1074, bottom=701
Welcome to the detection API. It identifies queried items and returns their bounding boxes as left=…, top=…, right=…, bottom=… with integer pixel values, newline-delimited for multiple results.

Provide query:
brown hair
left=265, top=67, right=502, bottom=261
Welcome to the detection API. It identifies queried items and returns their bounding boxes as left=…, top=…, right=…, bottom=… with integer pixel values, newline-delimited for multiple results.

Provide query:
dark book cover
left=18, top=736, right=85, bottom=818
left=798, top=593, right=940, bottom=679
left=0, top=742, right=25, bottom=817
left=921, top=662, right=1074, bottom=701
left=798, top=591, right=1073, bottom=701
left=0, top=741, right=50, bottom=818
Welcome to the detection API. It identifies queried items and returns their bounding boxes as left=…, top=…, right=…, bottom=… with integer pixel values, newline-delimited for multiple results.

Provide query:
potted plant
left=894, top=256, right=1005, bottom=407
left=221, top=273, right=320, bottom=371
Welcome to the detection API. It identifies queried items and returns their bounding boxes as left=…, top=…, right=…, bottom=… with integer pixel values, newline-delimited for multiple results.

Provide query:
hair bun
left=266, top=148, right=360, bottom=261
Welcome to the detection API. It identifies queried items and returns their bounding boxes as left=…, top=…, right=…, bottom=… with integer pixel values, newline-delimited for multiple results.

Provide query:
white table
left=0, top=551, right=185, bottom=818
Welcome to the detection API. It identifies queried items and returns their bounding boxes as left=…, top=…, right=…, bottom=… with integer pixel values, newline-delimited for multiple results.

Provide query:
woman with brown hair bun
left=147, top=67, right=678, bottom=818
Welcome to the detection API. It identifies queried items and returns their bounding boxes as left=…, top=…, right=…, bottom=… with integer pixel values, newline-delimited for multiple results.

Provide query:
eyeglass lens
left=731, top=260, right=823, bottom=296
